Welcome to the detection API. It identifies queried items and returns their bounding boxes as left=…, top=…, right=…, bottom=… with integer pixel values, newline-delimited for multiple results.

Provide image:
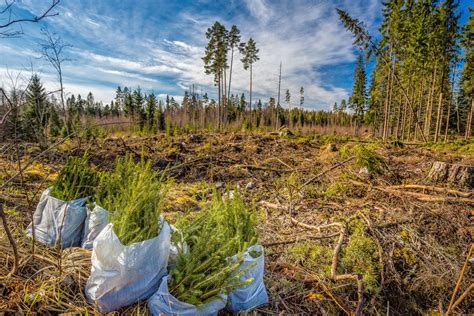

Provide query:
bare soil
left=1, top=132, right=473, bottom=314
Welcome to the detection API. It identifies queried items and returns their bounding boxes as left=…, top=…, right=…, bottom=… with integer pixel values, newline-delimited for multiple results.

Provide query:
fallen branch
left=257, top=200, right=287, bottom=212
left=450, top=283, right=474, bottom=312
left=350, top=179, right=474, bottom=204
left=291, top=217, right=344, bottom=232
left=0, top=205, right=18, bottom=276
left=290, top=216, right=365, bottom=315
left=446, top=244, right=474, bottom=315
left=388, top=184, right=472, bottom=198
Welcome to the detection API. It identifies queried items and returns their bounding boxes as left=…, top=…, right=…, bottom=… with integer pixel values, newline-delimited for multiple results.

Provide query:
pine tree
left=240, top=38, right=259, bottom=125
left=123, top=92, right=134, bottom=124
left=299, top=86, right=304, bottom=108
left=459, top=8, right=473, bottom=138
left=349, top=53, right=367, bottom=136
left=86, top=92, right=95, bottom=116
left=285, top=89, right=291, bottom=108
left=203, top=21, right=228, bottom=129
left=145, top=93, right=157, bottom=131
left=157, top=100, right=166, bottom=131
left=227, top=25, right=241, bottom=101
left=239, top=93, right=246, bottom=112
left=340, top=99, right=347, bottom=112
left=21, top=74, right=49, bottom=146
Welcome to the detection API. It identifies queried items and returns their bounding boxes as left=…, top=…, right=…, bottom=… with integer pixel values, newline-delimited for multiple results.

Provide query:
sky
left=0, top=0, right=471, bottom=110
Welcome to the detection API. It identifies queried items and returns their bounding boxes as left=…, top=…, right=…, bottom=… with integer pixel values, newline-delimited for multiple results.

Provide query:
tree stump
left=447, top=164, right=474, bottom=188
left=427, top=161, right=450, bottom=182
left=428, top=161, right=474, bottom=188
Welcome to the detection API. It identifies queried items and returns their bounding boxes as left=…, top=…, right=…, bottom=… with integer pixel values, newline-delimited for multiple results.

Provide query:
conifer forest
left=0, top=0, right=473, bottom=315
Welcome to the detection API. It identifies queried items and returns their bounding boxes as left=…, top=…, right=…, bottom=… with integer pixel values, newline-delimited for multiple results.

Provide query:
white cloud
left=243, top=0, right=273, bottom=24
left=1, top=0, right=381, bottom=109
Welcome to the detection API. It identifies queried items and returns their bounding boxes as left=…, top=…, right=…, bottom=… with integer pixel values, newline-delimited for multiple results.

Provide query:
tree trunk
left=434, top=92, right=443, bottom=142
left=443, top=100, right=451, bottom=143
left=382, top=47, right=393, bottom=142
left=425, top=66, right=437, bottom=139
left=396, top=84, right=406, bottom=140
left=428, top=161, right=474, bottom=188
left=249, top=63, right=253, bottom=127
left=465, top=99, right=473, bottom=139
left=414, top=79, right=424, bottom=141
left=228, top=47, right=234, bottom=102
left=58, top=68, right=69, bottom=135
left=223, top=67, right=227, bottom=127
left=217, top=72, right=221, bottom=130
left=444, top=67, right=456, bottom=142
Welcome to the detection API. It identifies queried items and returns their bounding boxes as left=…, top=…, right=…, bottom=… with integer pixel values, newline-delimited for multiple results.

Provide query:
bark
left=217, top=71, right=221, bottom=130
left=228, top=47, right=234, bottom=101
left=434, top=92, right=443, bottom=142
left=414, top=79, right=424, bottom=141
left=382, top=47, right=393, bottom=142
left=465, top=99, right=473, bottom=139
left=425, top=66, right=437, bottom=138
left=444, top=67, right=456, bottom=142
left=249, top=63, right=253, bottom=126
left=223, top=66, right=227, bottom=127
left=428, top=161, right=474, bottom=188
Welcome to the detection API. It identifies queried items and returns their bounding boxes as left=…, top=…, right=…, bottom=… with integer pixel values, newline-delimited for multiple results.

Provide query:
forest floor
left=0, top=132, right=473, bottom=315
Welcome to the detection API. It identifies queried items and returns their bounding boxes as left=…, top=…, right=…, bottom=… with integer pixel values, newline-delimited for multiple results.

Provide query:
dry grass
left=1, top=132, right=473, bottom=314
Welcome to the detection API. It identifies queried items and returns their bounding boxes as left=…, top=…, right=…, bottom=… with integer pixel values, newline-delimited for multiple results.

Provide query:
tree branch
left=0, top=0, right=60, bottom=29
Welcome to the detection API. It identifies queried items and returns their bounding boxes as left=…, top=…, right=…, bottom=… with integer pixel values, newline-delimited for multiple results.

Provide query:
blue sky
left=0, top=0, right=471, bottom=110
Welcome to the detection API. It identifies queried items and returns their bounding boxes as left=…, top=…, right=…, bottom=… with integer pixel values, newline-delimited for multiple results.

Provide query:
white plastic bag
left=168, top=224, right=188, bottom=268
left=26, top=188, right=88, bottom=248
left=227, top=245, right=269, bottom=312
left=148, top=275, right=227, bottom=316
left=81, top=204, right=108, bottom=249
left=85, top=216, right=171, bottom=313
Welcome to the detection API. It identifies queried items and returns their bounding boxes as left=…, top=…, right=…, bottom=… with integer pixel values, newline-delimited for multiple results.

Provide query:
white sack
left=148, top=275, right=227, bottom=316
left=85, top=216, right=170, bottom=313
left=26, top=188, right=88, bottom=248
left=226, top=245, right=269, bottom=312
left=81, top=204, right=108, bottom=249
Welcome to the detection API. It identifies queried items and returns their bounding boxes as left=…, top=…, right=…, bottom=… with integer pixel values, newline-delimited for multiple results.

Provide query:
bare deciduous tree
left=0, top=0, right=60, bottom=38
left=40, top=27, right=71, bottom=135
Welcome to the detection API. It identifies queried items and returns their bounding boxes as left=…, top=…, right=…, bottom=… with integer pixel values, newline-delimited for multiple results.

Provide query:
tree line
left=2, top=4, right=472, bottom=144
left=1, top=74, right=356, bottom=145
left=338, top=0, right=473, bottom=141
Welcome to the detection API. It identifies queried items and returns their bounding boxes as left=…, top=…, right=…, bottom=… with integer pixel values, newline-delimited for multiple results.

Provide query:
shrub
left=50, top=154, right=97, bottom=200
left=95, top=154, right=169, bottom=245
left=169, top=191, right=257, bottom=305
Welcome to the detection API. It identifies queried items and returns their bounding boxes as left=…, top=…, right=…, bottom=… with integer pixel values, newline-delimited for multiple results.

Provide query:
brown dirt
left=1, top=132, right=473, bottom=315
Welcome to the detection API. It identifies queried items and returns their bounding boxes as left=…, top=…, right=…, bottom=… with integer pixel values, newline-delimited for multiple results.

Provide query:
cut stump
left=428, top=161, right=474, bottom=188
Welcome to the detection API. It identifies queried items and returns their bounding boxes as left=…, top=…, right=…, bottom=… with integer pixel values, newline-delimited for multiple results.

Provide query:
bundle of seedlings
left=95, top=154, right=169, bottom=245
left=49, top=154, right=98, bottom=200
left=168, top=191, right=258, bottom=306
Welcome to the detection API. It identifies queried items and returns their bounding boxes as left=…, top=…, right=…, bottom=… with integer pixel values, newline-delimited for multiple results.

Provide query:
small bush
left=169, top=190, right=257, bottom=305
left=50, top=154, right=97, bottom=200
left=95, top=154, right=169, bottom=245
